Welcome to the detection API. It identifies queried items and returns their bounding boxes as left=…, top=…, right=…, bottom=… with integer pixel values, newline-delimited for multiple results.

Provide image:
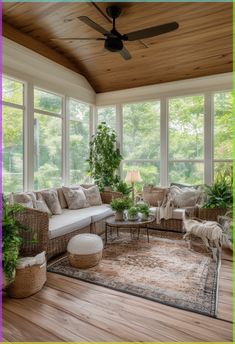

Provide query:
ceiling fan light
left=105, top=37, right=123, bottom=52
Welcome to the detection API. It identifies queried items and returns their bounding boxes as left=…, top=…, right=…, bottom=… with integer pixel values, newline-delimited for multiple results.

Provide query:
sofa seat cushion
left=150, top=207, right=185, bottom=220
left=49, top=209, right=92, bottom=239
left=65, top=204, right=113, bottom=223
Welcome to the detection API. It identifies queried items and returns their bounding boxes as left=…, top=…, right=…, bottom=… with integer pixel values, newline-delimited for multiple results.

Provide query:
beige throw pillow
left=35, top=199, right=51, bottom=215
left=62, top=186, right=89, bottom=210
left=39, top=190, right=62, bottom=215
left=170, top=185, right=201, bottom=208
left=57, top=187, right=68, bottom=209
left=82, top=185, right=102, bottom=206
left=143, top=186, right=169, bottom=206
left=11, top=192, right=36, bottom=209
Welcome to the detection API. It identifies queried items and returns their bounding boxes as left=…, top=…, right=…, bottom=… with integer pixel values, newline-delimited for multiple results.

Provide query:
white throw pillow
left=62, top=186, right=89, bottom=210
left=170, top=185, right=201, bottom=208
left=82, top=185, right=102, bottom=206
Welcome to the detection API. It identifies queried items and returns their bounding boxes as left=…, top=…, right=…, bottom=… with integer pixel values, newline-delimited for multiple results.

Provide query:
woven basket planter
left=197, top=207, right=227, bottom=221
left=69, top=251, right=103, bottom=269
left=6, top=262, right=47, bottom=298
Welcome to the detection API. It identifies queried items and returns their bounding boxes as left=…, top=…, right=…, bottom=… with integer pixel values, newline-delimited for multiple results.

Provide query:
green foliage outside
left=2, top=76, right=232, bottom=194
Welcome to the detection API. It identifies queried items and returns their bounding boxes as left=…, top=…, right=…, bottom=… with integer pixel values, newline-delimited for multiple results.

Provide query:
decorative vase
left=128, top=213, right=139, bottom=221
left=140, top=213, right=148, bottom=221
left=115, top=211, right=124, bottom=221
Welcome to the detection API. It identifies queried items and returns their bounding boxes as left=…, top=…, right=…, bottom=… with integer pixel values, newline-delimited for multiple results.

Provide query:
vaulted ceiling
left=3, top=2, right=232, bottom=93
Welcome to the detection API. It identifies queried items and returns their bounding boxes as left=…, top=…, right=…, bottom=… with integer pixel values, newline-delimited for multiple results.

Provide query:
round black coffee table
left=105, top=216, right=155, bottom=244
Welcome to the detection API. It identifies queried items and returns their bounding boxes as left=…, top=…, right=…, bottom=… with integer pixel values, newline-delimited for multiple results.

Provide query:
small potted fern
left=137, top=203, right=150, bottom=220
left=110, top=198, right=132, bottom=221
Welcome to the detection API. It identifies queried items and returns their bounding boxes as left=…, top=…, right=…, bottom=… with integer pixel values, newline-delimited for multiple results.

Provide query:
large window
left=2, top=77, right=24, bottom=193
left=97, top=106, right=116, bottom=130
left=168, top=95, right=204, bottom=184
left=69, top=99, right=90, bottom=184
left=213, top=91, right=233, bottom=178
left=34, top=88, right=63, bottom=189
left=123, top=101, right=161, bottom=187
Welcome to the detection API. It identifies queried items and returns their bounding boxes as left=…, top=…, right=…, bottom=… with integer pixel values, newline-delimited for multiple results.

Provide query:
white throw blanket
left=155, top=191, right=174, bottom=224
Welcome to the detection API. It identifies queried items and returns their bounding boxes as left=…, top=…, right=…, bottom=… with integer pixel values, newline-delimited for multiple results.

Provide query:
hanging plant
left=88, top=122, right=123, bottom=190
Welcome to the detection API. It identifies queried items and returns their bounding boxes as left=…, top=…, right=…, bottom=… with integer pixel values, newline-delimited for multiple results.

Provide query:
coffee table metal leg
left=138, top=228, right=140, bottom=239
left=105, top=224, right=107, bottom=244
left=147, top=227, right=149, bottom=243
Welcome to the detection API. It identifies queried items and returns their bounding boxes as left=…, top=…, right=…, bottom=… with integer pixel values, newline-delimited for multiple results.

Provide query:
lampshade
left=125, top=170, right=142, bottom=183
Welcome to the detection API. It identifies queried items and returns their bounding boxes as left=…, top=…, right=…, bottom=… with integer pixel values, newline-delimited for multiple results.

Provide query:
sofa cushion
left=170, top=182, right=201, bottom=190
left=150, top=207, right=185, bottom=220
left=61, top=204, right=113, bottom=223
left=49, top=209, right=92, bottom=239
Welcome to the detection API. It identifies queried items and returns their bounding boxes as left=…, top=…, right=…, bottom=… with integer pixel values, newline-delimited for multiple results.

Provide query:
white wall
left=3, top=37, right=96, bottom=104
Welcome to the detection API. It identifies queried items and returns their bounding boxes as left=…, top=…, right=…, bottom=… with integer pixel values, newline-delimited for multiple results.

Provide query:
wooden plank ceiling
left=3, top=2, right=232, bottom=93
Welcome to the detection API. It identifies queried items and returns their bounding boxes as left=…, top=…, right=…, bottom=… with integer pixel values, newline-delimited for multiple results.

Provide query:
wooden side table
left=105, top=216, right=155, bottom=244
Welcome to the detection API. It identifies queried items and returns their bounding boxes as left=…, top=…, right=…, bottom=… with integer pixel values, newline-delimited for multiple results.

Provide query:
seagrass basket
left=69, top=251, right=103, bottom=269
left=6, top=261, right=47, bottom=298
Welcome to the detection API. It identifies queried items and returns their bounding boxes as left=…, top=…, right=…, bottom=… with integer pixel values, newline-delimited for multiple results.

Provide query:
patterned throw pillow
left=82, top=185, right=102, bottom=206
left=57, top=187, right=68, bottom=209
left=142, top=186, right=169, bottom=206
left=11, top=192, right=36, bottom=209
left=39, top=190, right=62, bottom=215
left=170, top=185, right=202, bottom=208
left=35, top=198, right=52, bottom=215
left=62, top=186, right=89, bottom=210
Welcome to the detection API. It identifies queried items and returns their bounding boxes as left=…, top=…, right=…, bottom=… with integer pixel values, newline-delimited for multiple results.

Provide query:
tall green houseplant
left=88, top=122, right=122, bottom=190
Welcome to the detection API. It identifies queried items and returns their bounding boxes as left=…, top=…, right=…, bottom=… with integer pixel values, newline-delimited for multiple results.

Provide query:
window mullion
left=25, top=82, right=34, bottom=191
left=160, top=97, right=168, bottom=186
left=204, top=92, right=213, bottom=185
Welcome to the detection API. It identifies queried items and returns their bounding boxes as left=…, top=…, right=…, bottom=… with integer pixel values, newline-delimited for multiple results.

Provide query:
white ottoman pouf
left=67, top=233, right=103, bottom=269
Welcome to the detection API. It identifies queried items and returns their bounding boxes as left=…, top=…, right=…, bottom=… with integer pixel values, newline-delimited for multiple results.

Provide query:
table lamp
left=125, top=170, right=142, bottom=202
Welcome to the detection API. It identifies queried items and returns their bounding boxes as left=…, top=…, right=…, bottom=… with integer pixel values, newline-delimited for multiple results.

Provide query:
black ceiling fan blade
left=78, top=16, right=109, bottom=35
left=119, top=46, right=132, bottom=60
left=51, top=37, right=105, bottom=41
left=125, top=22, right=179, bottom=41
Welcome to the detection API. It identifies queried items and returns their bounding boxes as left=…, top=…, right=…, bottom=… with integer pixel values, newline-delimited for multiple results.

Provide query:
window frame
left=212, top=90, right=233, bottom=181
left=167, top=93, right=205, bottom=185
left=2, top=74, right=26, bottom=192
left=68, top=97, right=92, bottom=185
left=121, top=99, right=161, bottom=183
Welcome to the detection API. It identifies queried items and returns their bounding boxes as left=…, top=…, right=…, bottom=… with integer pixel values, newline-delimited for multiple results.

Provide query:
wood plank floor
left=3, top=249, right=233, bottom=342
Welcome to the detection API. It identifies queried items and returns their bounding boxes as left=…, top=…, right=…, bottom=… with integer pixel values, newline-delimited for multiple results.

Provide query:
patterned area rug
left=48, top=231, right=220, bottom=317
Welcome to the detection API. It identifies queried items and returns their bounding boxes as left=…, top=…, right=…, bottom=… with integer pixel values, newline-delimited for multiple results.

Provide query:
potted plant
left=127, top=206, right=139, bottom=221
left=87, top=122, right=123, bottom=191
left=110, top=197, right=132, bottom=221
left=137, top=203, right=150, bottom=220
left=199, top=169, right=233, bottom=221
left=114, top=180, right=133, bottom=196
left=2, top=196, right=25, bottom=289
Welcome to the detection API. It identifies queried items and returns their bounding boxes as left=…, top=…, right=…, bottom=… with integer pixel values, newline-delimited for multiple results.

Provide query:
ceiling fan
left=52, top=6, right=179, bottom=60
